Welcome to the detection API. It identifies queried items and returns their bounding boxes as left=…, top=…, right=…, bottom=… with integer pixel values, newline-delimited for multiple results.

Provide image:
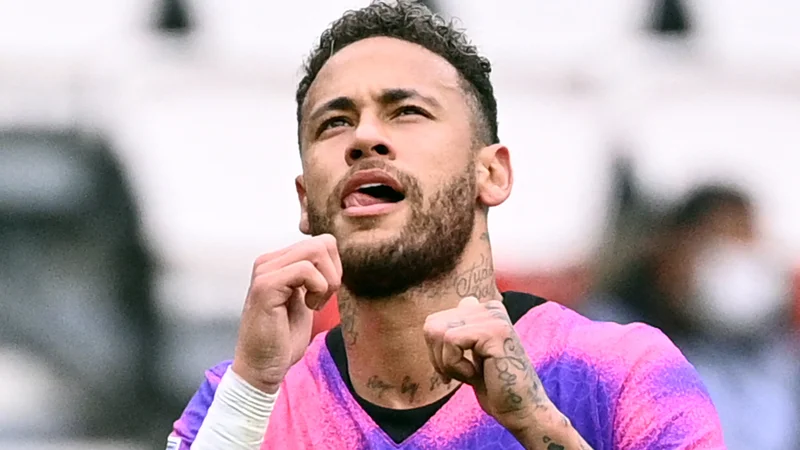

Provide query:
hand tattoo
left=543, top=436, right=565, bottom=450
left=494, top=338, right=529, bottom=413
left=494, top=337, right=549, bottom=415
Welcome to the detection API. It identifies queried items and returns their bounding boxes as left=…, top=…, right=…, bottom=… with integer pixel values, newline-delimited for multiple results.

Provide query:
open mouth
left=342, top=183, right=405, bottom=208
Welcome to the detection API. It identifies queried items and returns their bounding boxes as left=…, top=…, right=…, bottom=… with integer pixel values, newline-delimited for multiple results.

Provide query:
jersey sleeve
left=612, top=325, right=726, bottom=450
left=166, top=360, right=232, bottom=450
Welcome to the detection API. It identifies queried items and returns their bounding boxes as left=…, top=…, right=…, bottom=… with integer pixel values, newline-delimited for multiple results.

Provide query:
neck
left=338, top=227, right=501, bottom=409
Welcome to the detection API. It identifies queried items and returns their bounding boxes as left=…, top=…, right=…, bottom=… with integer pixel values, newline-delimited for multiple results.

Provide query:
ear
left=475, top=144, right=513, bottom=207
left=295, top=175, right=311, bottom=235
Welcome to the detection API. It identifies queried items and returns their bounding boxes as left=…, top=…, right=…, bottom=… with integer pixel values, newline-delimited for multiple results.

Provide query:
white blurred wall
left=0, top=0, right=798, bottom=319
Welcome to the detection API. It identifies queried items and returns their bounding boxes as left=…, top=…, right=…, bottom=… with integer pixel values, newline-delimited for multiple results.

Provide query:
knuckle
left=253, top=254, right=270, bottom=270
left=485, top=300, right=505, bottom=310
left=311, top=237, right=328, bottom=255
left=319, top=233, right=337, bottom=247
left=248, top=275, right=271, bottom=297
left=296, top=259, right=316, bottom=273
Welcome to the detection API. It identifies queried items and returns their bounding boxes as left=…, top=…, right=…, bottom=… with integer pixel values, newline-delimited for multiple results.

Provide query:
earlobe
left=295, top=175, right=311, bottom=235
left=476, top=144, right=513, bottom=208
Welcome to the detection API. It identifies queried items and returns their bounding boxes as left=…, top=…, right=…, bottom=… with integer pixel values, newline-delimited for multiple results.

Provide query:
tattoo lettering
left=366, top=376, right=394, bottom=399
left=429, top=373, right=452, bottom=391
left=484, top=303, right=511, bottom=323
left=494, top=337, right=550, bottom=415
left=543, top=436, right=565, bottom=450
left=493, top=338, right=529, bottom=413
left=454, top=253, right=494, bottom=299
left=400, top=376, right=420, bottom=403
left=503, top=337, right=549, bottom=410
left=339, top=297, right=358, bottom=347
left=447, top=319, right=466, bottom=328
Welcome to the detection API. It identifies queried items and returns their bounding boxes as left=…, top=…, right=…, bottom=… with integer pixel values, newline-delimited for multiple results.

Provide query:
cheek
left=303, top=167, right=338, bottom=207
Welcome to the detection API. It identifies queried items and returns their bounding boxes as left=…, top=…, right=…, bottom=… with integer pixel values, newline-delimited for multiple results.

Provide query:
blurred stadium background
left=1, top=0, right=799, bottom=448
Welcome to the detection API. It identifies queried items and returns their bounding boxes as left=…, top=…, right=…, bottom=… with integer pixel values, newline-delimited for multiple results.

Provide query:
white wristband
left=191, top=367, right=278, bottom=450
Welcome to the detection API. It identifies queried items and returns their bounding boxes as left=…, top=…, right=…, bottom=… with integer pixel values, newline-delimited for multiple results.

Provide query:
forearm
left=513, top=404, right=593, bottom=450
left=191, top=368, right=276, bottom=450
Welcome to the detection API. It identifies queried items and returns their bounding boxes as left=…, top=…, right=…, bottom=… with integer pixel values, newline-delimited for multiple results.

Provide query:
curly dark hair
left=295, top=0, right=499, bottom=148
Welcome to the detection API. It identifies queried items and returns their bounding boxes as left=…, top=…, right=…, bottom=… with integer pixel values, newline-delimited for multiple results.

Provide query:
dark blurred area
left=1, top=0, right=799, bottom=449
left=582, top=157, right=800, bottom=448
left=0, top=130, right=181, bottom=444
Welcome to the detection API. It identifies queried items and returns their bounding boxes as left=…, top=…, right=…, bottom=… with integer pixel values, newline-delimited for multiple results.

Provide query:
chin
left=336, top=205, right=408, bottom=232
left=337, top=225, right=402, bottom=248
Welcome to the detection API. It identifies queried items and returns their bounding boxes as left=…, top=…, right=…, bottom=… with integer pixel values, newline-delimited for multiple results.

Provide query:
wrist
left=509, top=403, right=574, bottom=449
left=231, top=360, right=282, bottom=394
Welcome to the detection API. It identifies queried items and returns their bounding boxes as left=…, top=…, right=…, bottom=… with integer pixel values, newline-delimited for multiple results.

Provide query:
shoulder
left=516, top=301, right=724, bottom=448
left=170, top=360, right=233, bottom=445
left=516, top=299, right=687, bottom=371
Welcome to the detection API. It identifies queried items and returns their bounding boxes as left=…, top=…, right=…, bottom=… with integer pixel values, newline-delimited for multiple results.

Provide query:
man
left=583, top=185, right=798, bottom=449
left=167, top=2, right=725, bottom=449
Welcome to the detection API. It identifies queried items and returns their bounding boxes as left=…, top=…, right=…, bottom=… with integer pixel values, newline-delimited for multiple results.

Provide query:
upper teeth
left=358, top=183, right=384, bottom=189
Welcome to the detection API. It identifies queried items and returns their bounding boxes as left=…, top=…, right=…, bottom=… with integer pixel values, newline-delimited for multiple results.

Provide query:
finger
left=441, top=342, right=478, bottom=382
left=425, top=335, right=447, bottom=382
left=286, top=287, right=313, bottom=342
left=258, top=239, right=341, bottom=309
left=441, top=323, right=507, bottom=361
left=319, top=234, right=343, bottom=281
left=252, top=260, right=329, bottom=309
left=254, top=235, right=337, bottom=275
left=423, top=318, right=449, bottom=382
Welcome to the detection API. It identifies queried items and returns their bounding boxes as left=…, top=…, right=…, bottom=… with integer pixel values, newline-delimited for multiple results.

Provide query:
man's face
left=296, top=37, right=480, bottom=299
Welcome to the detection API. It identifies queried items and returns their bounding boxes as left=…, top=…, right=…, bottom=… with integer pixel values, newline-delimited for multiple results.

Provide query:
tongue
left=343, top=192, right=391, bottom=208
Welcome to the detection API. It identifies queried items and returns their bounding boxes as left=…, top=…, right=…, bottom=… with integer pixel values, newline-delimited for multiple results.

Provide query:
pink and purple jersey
left=170, top=294, right=725, bottom=449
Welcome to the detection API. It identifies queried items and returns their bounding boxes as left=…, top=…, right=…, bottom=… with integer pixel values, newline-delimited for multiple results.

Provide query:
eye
left=394, top=105, right=429, bottom=118
left=318, top=117, right=352, bottom=135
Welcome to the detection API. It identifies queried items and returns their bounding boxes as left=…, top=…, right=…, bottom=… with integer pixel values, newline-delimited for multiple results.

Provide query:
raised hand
left=232, top=234, right=342, bottom=394
left=423, top=297, right=551, bottom=429
left=423, top=298, right=592, bottom=449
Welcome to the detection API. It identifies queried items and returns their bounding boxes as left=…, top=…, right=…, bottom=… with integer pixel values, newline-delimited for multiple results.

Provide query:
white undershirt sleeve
left=190, top=367, right=278, bottom=450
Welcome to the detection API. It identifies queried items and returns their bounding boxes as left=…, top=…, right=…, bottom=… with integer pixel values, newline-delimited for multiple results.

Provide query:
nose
left=345, top=117, right=396, bottom=166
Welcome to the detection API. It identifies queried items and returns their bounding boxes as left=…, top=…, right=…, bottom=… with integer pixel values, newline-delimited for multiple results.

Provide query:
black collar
left=324, top=291, right=546, bottom=444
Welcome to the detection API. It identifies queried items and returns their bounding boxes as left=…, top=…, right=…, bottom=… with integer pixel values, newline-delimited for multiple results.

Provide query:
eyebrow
left=307, top=88, right=441, bottom=125
left=379, top=88, right=441, bottom=109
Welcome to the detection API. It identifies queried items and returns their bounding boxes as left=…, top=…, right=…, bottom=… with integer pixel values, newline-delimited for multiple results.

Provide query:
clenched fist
left=423, top=297, right=554, bottom=435
left=232, top=234, right=342, bottom=394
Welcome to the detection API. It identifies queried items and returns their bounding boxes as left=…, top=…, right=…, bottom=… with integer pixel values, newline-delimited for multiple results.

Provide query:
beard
left=306, top=161, right=476, bottom=300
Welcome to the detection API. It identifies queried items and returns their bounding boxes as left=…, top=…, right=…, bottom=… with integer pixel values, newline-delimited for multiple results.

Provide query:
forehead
left=303, top=37, right=465, bottom=115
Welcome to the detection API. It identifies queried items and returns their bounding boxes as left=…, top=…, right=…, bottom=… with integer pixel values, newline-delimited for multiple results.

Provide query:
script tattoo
left=454, top=253, right=494, bottom=299
left=401, top=376, right=420, bottom=403
left=494, top=337, right=528, bottom=413
left=494, top=336, right=549, bottom=416
left=484, top=302, right=511, bottom=323
left=339, top=296, right=358, bottom=347
left=543, top=436, right=565, bottom=450
left=366, top=376, right=394, bottom=399
left=429, top=373, right=452, bottom=391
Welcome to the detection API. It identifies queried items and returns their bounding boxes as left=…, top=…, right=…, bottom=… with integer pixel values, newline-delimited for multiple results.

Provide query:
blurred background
left=0, top=0, right=798, bottom=449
